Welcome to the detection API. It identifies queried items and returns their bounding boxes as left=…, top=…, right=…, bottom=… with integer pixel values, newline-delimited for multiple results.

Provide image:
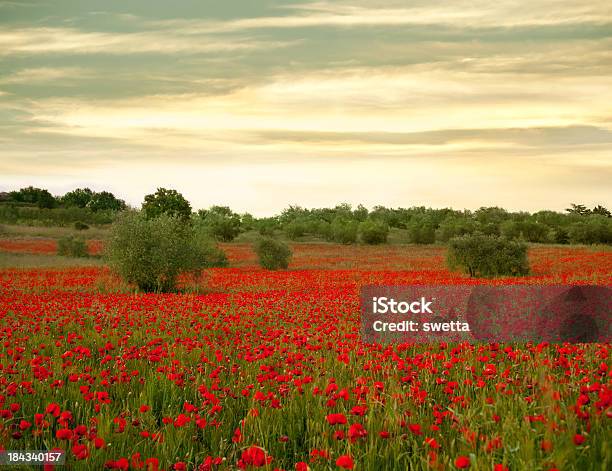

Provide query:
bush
left=0, top=205, right=117, bottom=227
left=74, top=221, right=90, bottom=230
left=407, top=220, right=436, bottom=244
left=57, top=236, right=88, bottom=257
left=254, top=237, right=292, bottom=270
left=192, top=228, right=228, bottom=270
left=106, top=211, right=214, bottom=292
left=196, top=206, right=241, bottom=242
left=568, top=217, right=612, bottom=245
left=435, top=217, right=477, bottom=242
left=330, top=219, right=358, bottom=244
left=359, top=219, right=389, bottom=244
left=447, top=233, right=529, bottom=278
left=284, top=220, right=307, bottom=240
left=500, top=220, right=552, bottom=243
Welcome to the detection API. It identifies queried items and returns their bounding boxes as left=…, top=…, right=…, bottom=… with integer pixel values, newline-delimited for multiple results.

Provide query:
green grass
left=0, top=252, right=104, bottom=268
left=0, top=223, right=110, bottom=240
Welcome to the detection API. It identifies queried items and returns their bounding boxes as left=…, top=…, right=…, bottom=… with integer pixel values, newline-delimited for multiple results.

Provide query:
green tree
left=566, top=203, right=591, bottom=216
left=106, top=211, right=215, bottom=292
left=591, top=205, right=611, bottom=217
left=447, top=234, right=529, bottom=278
left=87, top=191, right=127, bottom=212
left=330, top=218, right=358, bottom=244
left=142, top=188, right=192, bottom=221
left=254, top=237, right=292, bottom=270
left=359, top=219, right=389, bottom=244
left=9, top=186, right=56, bottom=209
left=61, top=188, right=93, bottom=208
left=196, top=206, right=241, bottom=241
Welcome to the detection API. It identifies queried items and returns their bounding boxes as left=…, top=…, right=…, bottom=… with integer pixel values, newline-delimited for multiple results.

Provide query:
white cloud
left=0, top=26, right=295, bottom=56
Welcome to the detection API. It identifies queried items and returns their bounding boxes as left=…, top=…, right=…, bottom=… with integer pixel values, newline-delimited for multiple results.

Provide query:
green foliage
left=61, top=188, right=94, bottom=208
left=359, top=219, right=389, bottom=244
left=191, top=225, right=229, bottom=268
left=447, top=233, right=529, bottom=278
left=0, top=205, right=116, bottom=227
left=106, top=211, right=217, bottom=292
left=592, top=205, right=611, bottom=217
left=330, top=219, right=358, bottom=244
left=74, top=221, right=90, bottom=230
left=142, top=188, right=192, bottom=221
left=254, top=237, right=292, bottom=270
left=406, top=218, right=436, bottom=244
left=568, top=216, right=612, bottom=244
left=86, top=191, right=127, bottom=212
left=9, top=186, right=56, bottom=209
left=435, top=216, right=477, bottom=242
left=284, top=219, right=307, bottom=240
left=196, top=206, right=241, bottom=241
left=257, top=219, right=277, bottom=237
left=57, top=235, right=88, bottom=258
left=500, top=220, right=552, bottom=243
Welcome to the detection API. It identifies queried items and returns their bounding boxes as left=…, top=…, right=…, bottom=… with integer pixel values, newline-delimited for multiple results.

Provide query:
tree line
left=1, top=186, right=610, bottom=245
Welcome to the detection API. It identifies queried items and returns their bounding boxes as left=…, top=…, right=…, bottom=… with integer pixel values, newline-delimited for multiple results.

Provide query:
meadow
left=0, top=236, right=610, bottom=470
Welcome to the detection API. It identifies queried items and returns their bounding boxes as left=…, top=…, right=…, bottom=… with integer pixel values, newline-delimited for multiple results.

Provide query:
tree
left=447, top=234, right=529, bottom=278
left=61, top=188, right=93, bottom=208
left=106, top=211, right=220, bottom=292
left=142, top=188, right=192, bottom=221
left=406, top=216, right=436, bottom=244
left=254, top=237, right=292, bottom=270
left=359, top=219, right=389, bottom=244
left=353, top=204, right=369, bottom=222
left=330, top=218, right=358, bottom=244
left=568, top=217, right=612, bottom=244
left=87, top=191, right=126, bottom=212
left=566, top=203, right=591, bottom=216
left=9, top=186, right=56, bottom=209
left=196, top=206, right=241, bottom=241
left=591, top=205, right=611, bottom=217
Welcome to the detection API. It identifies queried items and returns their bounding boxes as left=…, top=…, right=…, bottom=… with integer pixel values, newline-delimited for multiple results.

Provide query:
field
left=0, top=238, right=610, bottom=470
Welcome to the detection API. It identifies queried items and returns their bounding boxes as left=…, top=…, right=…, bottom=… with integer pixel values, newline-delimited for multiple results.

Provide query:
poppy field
left=0, top=241, right=610, bottom=470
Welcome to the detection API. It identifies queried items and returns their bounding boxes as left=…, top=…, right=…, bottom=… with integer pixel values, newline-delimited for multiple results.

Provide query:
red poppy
left=335, top=455, right=354, bottom=470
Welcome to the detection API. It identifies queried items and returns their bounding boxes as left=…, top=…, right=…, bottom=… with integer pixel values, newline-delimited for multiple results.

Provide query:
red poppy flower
left=335, top=455, right=354, bottom=470
left=454, top=456, right=470, bottom=468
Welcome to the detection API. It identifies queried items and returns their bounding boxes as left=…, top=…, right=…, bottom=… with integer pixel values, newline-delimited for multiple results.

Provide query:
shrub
left=447, top=233, right=529, bottom=278
left=254, top=237, right=292, bottom=270
left=62, top=188, right=94, bottom=208
left=196, top=206, right=241, bottom=242
left=406, top=220, right=436, bottom=244
left=191, top=226, right=228, bottom=268
left=284, top=219, right=309, bottom=240
left=106, top=211, right=213, bottom=292
left=500, top=220, right=552, bottom=243
left=74, top=221, right=90, bottom=230
left=57, top=236, right=88, bottom=257
left=435, top=217, right=477, bottom=242
left=330, top=219, right=358, bottom=244
left=359, top=219, right=389, bottom=244
left=568, top=217, right=612, bottom=245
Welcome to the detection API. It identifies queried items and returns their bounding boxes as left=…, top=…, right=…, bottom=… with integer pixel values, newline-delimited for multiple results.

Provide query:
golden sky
left=1, top=1, right=611, bottom=214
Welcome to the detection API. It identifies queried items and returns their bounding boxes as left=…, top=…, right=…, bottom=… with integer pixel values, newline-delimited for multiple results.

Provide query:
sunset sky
left=1, top=0, right=611, bottom=215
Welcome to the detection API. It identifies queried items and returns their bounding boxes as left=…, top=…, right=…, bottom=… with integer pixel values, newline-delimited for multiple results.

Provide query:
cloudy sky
left=1, top=0, right=611, bottom=215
